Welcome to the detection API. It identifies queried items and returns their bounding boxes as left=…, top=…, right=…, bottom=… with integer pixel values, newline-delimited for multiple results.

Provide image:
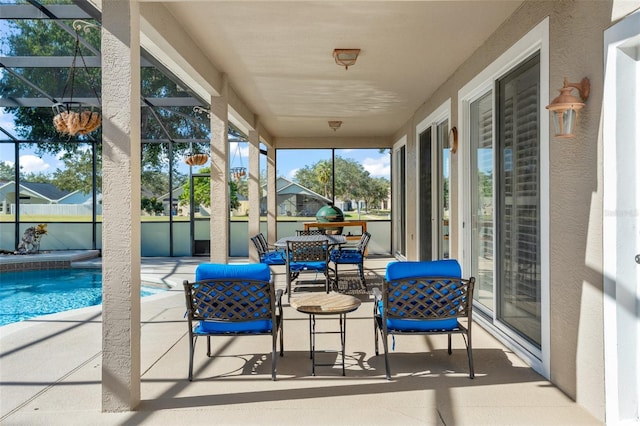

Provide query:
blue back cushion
left=383, top=260, right=462, bottom=331
left=193, top=263, right=272, bottom=333
left=385, top=259, right=461, bottom=281
left=196, top=263, right=271, bottom=282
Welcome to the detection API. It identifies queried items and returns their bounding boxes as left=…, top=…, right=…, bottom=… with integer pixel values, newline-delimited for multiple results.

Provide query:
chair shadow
left=136, top=348, right=543, bottom=414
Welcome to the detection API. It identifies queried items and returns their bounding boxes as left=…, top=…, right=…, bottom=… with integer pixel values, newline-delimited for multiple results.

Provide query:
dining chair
left=329, top=231, right=371, bottom=287
left=285, top=239, right=330, bottom=301
left=256, top=232, right=278, bottom=252
left=251, top=234, right=286, bottom=265
left=183, top=263, right=284, bottom=381
left=373, top=259, right=476, bottom=379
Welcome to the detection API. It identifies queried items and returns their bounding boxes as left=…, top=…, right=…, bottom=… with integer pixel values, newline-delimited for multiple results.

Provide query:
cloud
left=362, top=155, right=390, bottom=178
left=19, top=155, right=51, bottom=174
left=288, top=168, right=299, bottom=179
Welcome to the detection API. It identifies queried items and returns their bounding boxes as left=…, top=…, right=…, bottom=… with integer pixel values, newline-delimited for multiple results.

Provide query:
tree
left=361, top=177, right=390, bottom=212
left=178, top=167, right=240, bottom=211
left=51, top=148, right=100, bottom=194
left=19, top=171, right=51, bottom=184
left=316, top=160, right=332, bottom=198
left=1, top=19, right=210, bottom=163
left=141, top=196, right=164, bottom=215
left=0, top=162, right=15, bottom=181
left=293, top=156, right=390, bottom=211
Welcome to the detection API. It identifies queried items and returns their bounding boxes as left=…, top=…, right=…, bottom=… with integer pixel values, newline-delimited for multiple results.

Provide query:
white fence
left=10, top=204, right=101, bottom=216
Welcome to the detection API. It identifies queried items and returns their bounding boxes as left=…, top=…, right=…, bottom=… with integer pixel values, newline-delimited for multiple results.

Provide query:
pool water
left=0, top=269, right=168, bottom=326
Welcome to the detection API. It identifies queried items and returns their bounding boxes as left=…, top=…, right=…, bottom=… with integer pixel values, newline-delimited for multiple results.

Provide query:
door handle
left=636, top=254, right=640, bottom=264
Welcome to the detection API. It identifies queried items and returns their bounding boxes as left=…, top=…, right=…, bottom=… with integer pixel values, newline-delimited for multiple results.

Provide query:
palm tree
left=316, top=160, right=332, bottom=198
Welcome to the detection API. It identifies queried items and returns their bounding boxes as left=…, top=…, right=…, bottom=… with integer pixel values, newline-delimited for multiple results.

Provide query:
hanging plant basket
left=185, top=153, right=209, bottom=166
left=53, top=102, right=101, bottom=136
left=231, top=166, right=247, bottom=181
left=53, top=27, right=101, bottom=136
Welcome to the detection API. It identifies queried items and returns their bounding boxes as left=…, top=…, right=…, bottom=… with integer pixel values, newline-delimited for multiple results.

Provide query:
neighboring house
left=159, top=186, right=184, bottom=216
left=0, top=181, right=92, bottom=214
left=262, top=177, right=331, bottom=216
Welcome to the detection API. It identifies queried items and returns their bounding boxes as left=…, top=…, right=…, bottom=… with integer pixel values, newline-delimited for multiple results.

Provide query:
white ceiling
left=156, top=1, right=523, bottom=140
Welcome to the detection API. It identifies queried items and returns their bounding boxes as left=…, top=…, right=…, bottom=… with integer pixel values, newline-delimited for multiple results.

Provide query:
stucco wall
left=394, top=1, right=613, bottom=421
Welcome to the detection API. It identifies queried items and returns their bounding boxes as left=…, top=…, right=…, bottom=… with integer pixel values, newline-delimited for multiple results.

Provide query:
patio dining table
left=274, top=234, right=347, bottom=248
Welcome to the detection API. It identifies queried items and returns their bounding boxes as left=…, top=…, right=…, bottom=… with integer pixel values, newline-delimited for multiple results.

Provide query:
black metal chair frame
left=251, top=234, right=286, bottom=265
left=373, top=275, right=476, bottom=379
left=285, top=239, right=331, bottom=301
left=296, top=229, right=327, bottom=236
left=183, top=278, right=284, bottom=381
left=331, top=231, right=371, bottom=287
left=256, top=232, right=279, bottom=251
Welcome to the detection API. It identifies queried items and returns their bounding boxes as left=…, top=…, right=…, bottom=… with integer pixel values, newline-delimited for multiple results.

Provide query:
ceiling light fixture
left=328, top=121, right=342, bottom=131
left=333, top=49, right=360, bottom=70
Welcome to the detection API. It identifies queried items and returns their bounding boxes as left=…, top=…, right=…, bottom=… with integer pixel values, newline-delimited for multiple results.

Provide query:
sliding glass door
left=468, top=53, right=541, bottom=347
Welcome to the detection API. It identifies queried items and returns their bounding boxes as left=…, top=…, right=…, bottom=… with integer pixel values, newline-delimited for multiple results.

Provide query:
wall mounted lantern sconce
left=333, top=49, right=360, bottom=70
left=328, top=120, right=343, bottom=131
left=546, top=77, right=590, bottom=138
left=447, top=126, right=458, bottom=154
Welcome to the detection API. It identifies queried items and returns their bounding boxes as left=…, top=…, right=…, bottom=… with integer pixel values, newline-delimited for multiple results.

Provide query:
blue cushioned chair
left=330, top=231, right=371, bottom=288
left=183, top=263, right=284, bottom=381
left=251, top=234, right=286, bottom=266
left=285, top=239, right=330, bottom=302
left=373, top=259, right=475, bottom=379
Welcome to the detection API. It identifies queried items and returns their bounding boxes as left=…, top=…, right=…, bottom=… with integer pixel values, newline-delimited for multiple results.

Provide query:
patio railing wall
left=1, top=220, right=392, bottom=257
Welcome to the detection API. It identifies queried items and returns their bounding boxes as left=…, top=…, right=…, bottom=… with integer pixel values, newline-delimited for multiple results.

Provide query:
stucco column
left=266, top=147, right=277, bottom=245
left=101, top=0, right=141, bottom=412
left=248, top=129, right=260, bottom=262
left=209, top=76, right=229, bottom=263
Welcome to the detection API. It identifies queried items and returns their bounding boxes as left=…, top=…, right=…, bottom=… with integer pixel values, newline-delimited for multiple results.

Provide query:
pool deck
left=0, top=255, right=602, bottom=425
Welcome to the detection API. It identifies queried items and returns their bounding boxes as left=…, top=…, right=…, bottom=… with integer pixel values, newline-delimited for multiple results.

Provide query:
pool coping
left=0, top=250, right=101, bottom=272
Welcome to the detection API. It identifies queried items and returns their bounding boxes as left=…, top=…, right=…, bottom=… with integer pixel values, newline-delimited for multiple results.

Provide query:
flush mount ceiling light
left=333, top=49, right=360, bottom=70
left=328, top=120, right=342, bottom=131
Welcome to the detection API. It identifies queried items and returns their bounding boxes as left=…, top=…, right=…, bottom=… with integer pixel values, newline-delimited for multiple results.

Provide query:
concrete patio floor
left=0, top=256, right=602, bottom=425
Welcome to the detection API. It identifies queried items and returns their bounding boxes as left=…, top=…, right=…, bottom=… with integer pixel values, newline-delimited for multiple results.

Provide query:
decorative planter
left=52, top=103, right=102, bottom=136
left=185, top=153, right=209, bottom=166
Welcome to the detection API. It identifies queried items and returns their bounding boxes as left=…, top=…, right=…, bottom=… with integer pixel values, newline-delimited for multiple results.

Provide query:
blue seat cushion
left=289, top=261, right=326, bottom=272
left=195, top=319, right=272, bottom=334
left=377, top=301, right=458, bottom=331
left=385, top=259, right=461, bottom=281
left=330, top=249, right=362, bottom=264
left=196, top=263, right=271, bottom=282
left=261, top=252, right=286, bottom=265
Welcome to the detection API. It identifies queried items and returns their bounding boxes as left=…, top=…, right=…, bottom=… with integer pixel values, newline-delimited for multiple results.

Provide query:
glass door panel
left=470, top=92, right=495, bottom=312
left=393, top=145, right=406, bottom=258
left=419, top=128, right=432, bottom=260
left=437, top=121, right=450, bottom=259
left=496, top=54, right=541, bottom=346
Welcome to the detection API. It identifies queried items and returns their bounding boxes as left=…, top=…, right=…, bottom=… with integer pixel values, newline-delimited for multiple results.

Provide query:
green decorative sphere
left=315, top=204, right=345, bottom=234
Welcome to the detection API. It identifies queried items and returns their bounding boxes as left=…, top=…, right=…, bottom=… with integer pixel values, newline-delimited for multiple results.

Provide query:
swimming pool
left=0, top=269, right=169, bottom=326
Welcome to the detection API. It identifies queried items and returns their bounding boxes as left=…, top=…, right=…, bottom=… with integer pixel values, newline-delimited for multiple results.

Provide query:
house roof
left=0, top=181, right=73, bottom=203
left=273, top=177, right=331, bottom=203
